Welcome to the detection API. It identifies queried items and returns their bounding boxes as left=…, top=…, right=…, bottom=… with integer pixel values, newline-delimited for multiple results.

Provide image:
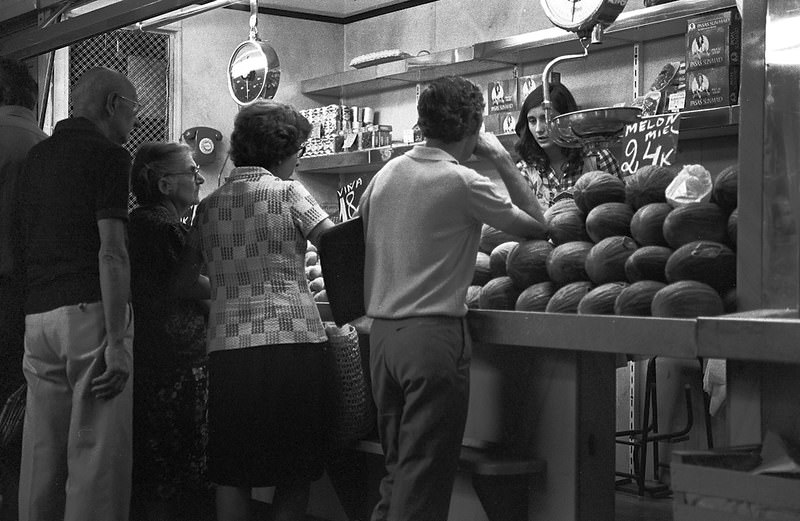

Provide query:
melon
left=624, top=164, right=679, bottom=210
left=665, top=240, right=736, bottom=293
left=584, top=236, right=639, bottom=285
left=545, top=281, right=595, bottom=314
left=577, top=282, right=629, bottom=315
left=630, top=202, right=671, bottom=246
left=506, top=240, right=553, bottom=289
left=466, top=285, right=482, bottom=309
left=712, top=164, right=738, bottom=215
left=546, top=241, right=593, bottom=286
left=662, top=202, right=728, bottom=249
left=473, top=252, right=492, bottom=286
left=614, top=280, right=666, bottom=316
left=480, top=224, right=524, bottom=254
left=722, top=288, right=738, bottom=314
left=313, top=289, right=328, bottom=303
left=546, top=201, right=590, bottom=245
left=478, top=276, right=521, bottom=310
left=651, top=280, right=725, bottom=318
left=572, top=170, right=627, bottom=214
left=515, top=281, right=556, bottom=312
left=544, top=198, right=580, bottom=223
left=489, top=241, right=518, bottom=278
left=585, top=202, right=634, bottom=243
left=727, top=207, right=738, bottom=249
left=624, top=245, right=672, bottom=283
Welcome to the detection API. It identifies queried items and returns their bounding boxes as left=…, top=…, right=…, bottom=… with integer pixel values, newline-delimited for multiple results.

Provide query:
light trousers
left=369, top=316, right=471, bottom=521
left=19, top=301, right=133, bottom=521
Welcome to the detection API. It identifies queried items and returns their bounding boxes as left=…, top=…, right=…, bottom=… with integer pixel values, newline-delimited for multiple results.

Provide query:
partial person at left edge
left=0, top=57, right=47, bottom=521
left=15, top=66, right=140, bottom=521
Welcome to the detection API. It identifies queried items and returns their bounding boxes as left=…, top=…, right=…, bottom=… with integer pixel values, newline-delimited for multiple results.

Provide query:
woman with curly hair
left=356, top=76, right=546, bottom=521
left=514, top=82, right=622, bottom=208
left=127, top=141, right=211, bottom=521
left=177, top=100, right=334, bottom=521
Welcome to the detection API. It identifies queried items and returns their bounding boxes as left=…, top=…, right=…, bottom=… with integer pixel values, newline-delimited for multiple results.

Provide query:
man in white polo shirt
left=358, top=75, right=547, bottom=521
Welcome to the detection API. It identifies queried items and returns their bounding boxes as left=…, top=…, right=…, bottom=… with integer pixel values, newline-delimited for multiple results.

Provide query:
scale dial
left=540, top=0, right=628, bottom=32
left=227, top=40, right=280, bottom=106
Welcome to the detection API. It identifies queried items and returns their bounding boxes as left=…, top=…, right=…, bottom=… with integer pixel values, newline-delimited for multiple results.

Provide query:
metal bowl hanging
left=227, top=0, right=280, bottom=105
left=539, top=0, right=641, bottom=150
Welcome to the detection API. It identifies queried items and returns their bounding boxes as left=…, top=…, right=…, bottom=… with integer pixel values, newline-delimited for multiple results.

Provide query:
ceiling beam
left=0, top=0, right=213, bottom=60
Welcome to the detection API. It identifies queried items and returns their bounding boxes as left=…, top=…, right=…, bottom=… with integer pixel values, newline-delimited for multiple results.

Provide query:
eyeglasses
left=117, top=95, right=141, bottom=114
left=296, top=143, right=306, bottom=159
left=164, top=165, right=203, bottom=182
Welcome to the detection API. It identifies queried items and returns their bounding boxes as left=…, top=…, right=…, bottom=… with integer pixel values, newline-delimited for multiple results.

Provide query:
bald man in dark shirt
left=17, top=67, right=140, bottom=521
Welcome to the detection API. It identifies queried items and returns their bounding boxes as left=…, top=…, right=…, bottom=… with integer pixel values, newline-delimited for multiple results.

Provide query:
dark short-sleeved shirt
left=0, top=105, right=48, bottom=276
left=20, top=117, right=131, bottom=314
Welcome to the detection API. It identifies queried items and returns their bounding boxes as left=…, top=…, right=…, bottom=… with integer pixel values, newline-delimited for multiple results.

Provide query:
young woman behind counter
left=514, top=82, right=623, bottom=209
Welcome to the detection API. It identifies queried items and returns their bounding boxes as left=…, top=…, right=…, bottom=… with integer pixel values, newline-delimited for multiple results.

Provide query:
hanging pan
left=227, top=0, right=280, bottom=105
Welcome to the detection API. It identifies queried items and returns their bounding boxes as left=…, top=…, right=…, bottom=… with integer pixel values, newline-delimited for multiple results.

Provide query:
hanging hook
left=249, top=0, right=259, bottom=40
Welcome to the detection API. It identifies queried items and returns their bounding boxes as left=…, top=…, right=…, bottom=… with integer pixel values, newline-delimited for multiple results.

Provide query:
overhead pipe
left=133, top=0, right=244, bottom=32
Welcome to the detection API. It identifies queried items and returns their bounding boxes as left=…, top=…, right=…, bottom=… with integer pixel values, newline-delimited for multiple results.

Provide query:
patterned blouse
left=190, top=167, right=329, bottom=352
left=517, top=148, right=622, bottom=209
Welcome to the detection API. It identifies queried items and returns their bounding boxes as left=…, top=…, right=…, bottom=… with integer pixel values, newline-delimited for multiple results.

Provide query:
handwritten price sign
left=337, top=176, right=367, bottom=222
left=619, top=113, right=681, bottom=176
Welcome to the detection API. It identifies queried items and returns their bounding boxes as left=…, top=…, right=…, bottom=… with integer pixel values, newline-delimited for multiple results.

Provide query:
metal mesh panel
left=69, top=29, right=171, bottom=210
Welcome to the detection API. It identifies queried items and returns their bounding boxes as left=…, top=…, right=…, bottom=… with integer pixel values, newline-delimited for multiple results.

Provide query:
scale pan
left=552, top=107, right=642, bottom=138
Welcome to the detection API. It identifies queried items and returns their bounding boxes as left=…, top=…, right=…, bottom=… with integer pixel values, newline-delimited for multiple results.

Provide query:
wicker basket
left=324, top=323, right=375, bottom=448
left=0, top=384, right=25, bottom=453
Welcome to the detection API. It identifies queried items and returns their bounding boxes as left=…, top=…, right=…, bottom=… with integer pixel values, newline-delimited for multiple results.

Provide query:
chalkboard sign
left=619, top=113, right=681, bottom=176
left=337, top=176, right=368, bottom=222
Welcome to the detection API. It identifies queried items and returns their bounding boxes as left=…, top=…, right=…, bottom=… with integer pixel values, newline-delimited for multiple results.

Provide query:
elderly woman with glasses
left=178, top=100, right=335, bottom=521
left=127, top=141, right=212, bottom=521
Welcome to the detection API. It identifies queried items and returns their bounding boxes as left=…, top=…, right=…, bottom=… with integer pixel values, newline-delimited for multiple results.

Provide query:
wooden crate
left=671, top=448, right=800, bottom=521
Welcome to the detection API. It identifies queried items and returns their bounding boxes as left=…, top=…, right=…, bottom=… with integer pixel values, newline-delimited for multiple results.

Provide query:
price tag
left=337, top=175, right=368, bottom=221
left=343, top=132, right=358, bottom=150
left=619, top=113, right=681, bottom=176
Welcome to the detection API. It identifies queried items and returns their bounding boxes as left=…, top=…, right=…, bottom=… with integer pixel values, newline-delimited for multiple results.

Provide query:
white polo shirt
left=359, top=145, right=528, bottom=319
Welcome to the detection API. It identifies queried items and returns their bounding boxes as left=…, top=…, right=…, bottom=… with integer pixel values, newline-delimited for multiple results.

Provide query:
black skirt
left=207, top=342, right=327, bottom=487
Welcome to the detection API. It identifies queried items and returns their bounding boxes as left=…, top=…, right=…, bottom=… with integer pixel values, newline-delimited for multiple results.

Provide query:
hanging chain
left=249, top=0, right=259, bottom=40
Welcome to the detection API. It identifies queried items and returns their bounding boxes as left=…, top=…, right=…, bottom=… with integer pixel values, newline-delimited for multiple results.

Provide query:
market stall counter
left=314, top=304, right=800, bottom=521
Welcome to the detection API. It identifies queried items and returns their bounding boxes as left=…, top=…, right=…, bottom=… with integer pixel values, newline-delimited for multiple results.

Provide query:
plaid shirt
left=517, top=148, right=622, bottom=209
left=191, top=167, right=329, bottom=352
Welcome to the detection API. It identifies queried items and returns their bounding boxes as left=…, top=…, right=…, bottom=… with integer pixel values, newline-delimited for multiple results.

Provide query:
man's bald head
left=72, top=67, right=139, bottom=145
left=72, top=67, right=134, bottom=118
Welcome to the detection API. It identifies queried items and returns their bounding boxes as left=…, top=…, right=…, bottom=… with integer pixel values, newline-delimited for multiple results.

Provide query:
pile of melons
left=470, top=163, right=739, bottom=318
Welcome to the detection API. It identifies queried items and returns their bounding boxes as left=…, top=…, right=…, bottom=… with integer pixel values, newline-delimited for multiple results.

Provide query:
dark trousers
left=0, top=276, right=25, bottom=399
left=369, top=316, right=471, bottom=521
left=0, top=276, right=25, bottom=521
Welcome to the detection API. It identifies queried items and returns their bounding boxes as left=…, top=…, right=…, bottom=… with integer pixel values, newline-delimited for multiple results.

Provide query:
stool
left=459, top=446, right=546, bottom=521
left=615, top=357, right=712, bottom=497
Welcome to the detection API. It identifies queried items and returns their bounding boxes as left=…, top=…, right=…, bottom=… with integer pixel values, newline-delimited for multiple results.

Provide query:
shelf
left=296, top=106, right=738, bottom=175
left=466, top=310, right=697, bottom=358
left=316, top=303, right=800, bottom=364
left=696, top=309, right=800, bottom=364
left=297, top=133, right=519, bottom=175
left=677, top=104, right=739, bottom=140
left=301, top=0, right=737, bottom=98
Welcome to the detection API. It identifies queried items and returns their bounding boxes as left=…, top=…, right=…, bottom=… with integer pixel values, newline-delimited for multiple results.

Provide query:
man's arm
left=473, top=132, right=548, bottom=239
left=91, top=218, right=132, bottom=400
left=474, top=132, right=547, bottom=224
